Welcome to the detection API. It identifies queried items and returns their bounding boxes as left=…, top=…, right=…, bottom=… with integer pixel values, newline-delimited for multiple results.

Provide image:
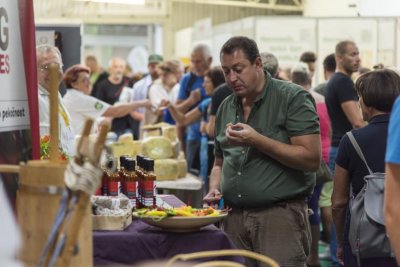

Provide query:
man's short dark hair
left=220, top=36, right=260, bottom=64
left=323, top=53, right=336, bottom=72
left=299, top=51, right=317, bottom=63
left=335, top=40, right=355, bottom=56
left=355, top=69, right=400, bottom=112
left=291, top=63, right=311, bottom=87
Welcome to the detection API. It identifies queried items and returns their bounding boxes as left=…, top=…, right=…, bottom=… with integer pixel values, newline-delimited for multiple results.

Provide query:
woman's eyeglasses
left=39, top=63, right=63, bottom=72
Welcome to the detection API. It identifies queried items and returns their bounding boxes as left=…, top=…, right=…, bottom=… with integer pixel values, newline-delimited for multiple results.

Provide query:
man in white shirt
left=36, top=44, right=75, bottom=157
left=130, top=54, right=163, bottom=133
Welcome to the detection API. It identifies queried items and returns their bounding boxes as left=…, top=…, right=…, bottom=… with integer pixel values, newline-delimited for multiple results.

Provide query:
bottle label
left=126, top=181, right=137, bottom=199
left=142, top=180, right=156, bottom=207
left=142, top=180, right=156, bottom=196
left=108, top=181, right=118, bottom=196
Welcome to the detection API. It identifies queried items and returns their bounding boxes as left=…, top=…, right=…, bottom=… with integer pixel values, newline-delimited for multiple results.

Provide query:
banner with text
left=1, top=0, right=39, bottom=203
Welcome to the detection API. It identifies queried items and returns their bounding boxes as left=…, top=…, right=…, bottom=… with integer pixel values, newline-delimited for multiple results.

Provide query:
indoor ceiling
left=172, top=0, right=303, bottom=11
left=34, top=0, right=303, bottom=24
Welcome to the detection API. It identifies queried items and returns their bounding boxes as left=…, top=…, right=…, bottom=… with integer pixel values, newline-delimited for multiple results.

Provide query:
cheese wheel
left=141, top=136, right=173, bottom=159
left=162, top=125, right=177, bottom=142
left=154, top=159, right=179, bottom=180
left=177, top=159, right=188, bottom=178
left=142, top=128, right=161, bottom=139
left=171, top=141, right=181, bottom=159
left=111, top=140, right=142, bottom=162
left=118, top=133, right=134, bottom=143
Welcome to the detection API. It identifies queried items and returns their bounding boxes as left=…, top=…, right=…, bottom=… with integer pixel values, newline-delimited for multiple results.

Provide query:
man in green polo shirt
left=204, top=36, right=321, bottom=267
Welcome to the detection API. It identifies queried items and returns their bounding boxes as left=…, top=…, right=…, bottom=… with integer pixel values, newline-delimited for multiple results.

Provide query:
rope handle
left=165, top=249, right=280, bottom=267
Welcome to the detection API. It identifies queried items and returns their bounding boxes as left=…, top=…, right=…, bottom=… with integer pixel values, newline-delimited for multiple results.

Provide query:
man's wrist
left=208, top=186, right=220, bottom=193
left=249, top=131, right=262, bottom=147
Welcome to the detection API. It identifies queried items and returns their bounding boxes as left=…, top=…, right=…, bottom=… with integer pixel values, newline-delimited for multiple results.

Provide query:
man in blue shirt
left=384, top=95, right=400, bottom=264
left=176, top=44, right=212, bottom=173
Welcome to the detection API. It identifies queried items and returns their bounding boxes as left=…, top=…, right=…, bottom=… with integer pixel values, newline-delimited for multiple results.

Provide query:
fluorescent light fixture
left=75, top=0, right=145, bottom=5
left=358, top=0, right=400, bottom=16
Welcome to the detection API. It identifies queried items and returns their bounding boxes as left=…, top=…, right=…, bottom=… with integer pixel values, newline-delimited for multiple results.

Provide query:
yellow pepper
left=207, top=210, right=220, bottom=216
left=146, top=210, right=167, bottom=217
left=182, top=206, right=192, bottom=213
left=174, top=209, right=196, bottom=217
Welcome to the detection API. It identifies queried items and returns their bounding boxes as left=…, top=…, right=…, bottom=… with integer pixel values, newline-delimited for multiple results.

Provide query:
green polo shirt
left=215, top=72, right=320, bottom=208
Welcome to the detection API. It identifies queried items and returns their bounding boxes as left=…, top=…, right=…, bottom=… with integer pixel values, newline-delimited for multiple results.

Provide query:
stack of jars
left=95, top=155, right=157, bottom=209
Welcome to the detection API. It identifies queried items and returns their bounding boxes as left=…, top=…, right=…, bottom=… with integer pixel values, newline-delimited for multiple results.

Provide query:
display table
left=93, top=219, right=244, bottom=266
left=156, top=173, right=202, bottom=190
left=156, top=173, right=203, bottom=208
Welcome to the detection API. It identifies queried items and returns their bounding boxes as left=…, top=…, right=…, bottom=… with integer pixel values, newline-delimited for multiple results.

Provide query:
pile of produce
left=134, top=206, right=221, bottom=221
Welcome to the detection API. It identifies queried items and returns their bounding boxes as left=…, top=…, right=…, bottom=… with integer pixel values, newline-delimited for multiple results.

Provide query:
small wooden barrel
left=17, top=160, right=92, bottom=267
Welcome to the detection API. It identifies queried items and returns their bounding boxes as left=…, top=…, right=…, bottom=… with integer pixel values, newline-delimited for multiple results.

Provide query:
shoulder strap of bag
left=186, top=72, right=197, bottom=93
left=346, top=131, right=373, bottom=175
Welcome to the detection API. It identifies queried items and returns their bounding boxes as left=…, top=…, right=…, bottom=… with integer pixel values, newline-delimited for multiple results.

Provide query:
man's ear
left=335, top=54, right=343, bottom=64
left=255, top=56, right=263, bottom=69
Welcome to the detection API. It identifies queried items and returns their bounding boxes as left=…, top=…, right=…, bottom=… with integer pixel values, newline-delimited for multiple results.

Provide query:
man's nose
left=228, top=72, right=237, bottom=82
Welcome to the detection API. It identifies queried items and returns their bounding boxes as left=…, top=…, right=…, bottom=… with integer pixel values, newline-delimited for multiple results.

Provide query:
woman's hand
left=159, top=99, right=170, bottom=108
left=139, top=99, right=152, bottom=108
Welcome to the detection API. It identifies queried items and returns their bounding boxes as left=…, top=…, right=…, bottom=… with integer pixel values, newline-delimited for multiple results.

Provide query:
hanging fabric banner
left=0, top=0, right=39, bottom=204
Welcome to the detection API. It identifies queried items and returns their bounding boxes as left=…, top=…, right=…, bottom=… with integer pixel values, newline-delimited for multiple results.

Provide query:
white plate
left=133, top=212, right=227, bottom=232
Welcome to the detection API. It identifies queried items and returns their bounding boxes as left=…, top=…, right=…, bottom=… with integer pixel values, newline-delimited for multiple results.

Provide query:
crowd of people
left=36, top=36, right=400, bottom=267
